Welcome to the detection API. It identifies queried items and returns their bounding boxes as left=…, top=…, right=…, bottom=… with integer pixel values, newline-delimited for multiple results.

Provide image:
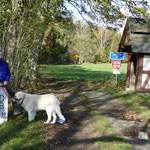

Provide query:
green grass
left=91, top=110, right=116, bottom=133
left=95, top=135, right=132, bottom=150
left=38, top=63, right=127, bottom=86
left=0, top=110, right=45, bottom=150
left=90, top=110, right=132, bottom=150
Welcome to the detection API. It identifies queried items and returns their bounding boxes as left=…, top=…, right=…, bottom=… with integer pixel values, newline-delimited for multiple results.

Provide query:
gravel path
left=81, top=90, right=150, bottom=150
left=41, top=78, right=150, bottom=150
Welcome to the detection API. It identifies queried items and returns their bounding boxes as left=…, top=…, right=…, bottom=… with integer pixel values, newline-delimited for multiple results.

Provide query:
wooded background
left=0, top=0, right=149, bottom=90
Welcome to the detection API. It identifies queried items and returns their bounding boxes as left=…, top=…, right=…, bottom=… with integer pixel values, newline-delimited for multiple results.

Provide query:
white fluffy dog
left=15, top=91, right=65, bottom=124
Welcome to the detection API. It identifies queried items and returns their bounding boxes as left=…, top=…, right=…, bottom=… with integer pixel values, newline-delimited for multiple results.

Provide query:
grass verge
left=0, top=109, right=45, bottom=150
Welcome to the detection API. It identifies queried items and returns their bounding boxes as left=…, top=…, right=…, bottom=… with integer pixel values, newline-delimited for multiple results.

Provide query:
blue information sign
left=110, top=52, right=124, bottom=60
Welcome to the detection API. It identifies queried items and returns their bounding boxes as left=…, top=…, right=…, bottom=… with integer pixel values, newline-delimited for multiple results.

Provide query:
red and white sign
left=112, top=60, right=121, bottom=69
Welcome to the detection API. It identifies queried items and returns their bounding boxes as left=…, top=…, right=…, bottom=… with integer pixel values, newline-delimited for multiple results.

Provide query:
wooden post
left=129, top=61, right=136, bottom=90
left=136, top=55, right=143, bottom=91
left=126, top=54, right=137, bottom=91
left=126, top=53, right=132, bottom=87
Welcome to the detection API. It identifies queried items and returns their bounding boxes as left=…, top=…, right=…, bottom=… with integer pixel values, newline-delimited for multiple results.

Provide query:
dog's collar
left=19, top=94, right=26, bottom=105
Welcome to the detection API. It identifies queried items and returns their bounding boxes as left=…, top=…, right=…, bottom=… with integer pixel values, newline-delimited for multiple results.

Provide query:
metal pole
left=116, top=74, right=117, bottom=85
left=74, top=62, right=76, bottom=80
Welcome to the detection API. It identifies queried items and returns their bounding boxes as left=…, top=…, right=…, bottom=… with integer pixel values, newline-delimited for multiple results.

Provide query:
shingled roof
left=118, top=17, right=150, bottom=53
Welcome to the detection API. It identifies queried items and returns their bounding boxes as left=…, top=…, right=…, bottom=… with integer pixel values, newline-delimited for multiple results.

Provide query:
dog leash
left=4, top=85, right=11, bottom=98
left=4, top=85, right=25, bottom=105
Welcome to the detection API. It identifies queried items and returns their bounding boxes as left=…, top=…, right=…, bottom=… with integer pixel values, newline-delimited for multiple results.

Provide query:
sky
left=65, top=1, right=125, bottom=34
left=65, top=0, right=150, bottom=35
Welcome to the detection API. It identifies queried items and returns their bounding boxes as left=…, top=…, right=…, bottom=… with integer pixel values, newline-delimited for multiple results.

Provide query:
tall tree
left=71, top=21, right=121, bottom=63
left=0, top=0, right=45, bottom=90
left=68, top=0, right=150, bottom=29
left=0, top=0, right=149, bottom=90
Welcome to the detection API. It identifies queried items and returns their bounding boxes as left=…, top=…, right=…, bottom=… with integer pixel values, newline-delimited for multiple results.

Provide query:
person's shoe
left=13, top=110, right=22, bottom=116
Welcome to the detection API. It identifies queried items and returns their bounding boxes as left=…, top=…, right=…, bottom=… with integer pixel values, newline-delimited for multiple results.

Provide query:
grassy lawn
left=38, top=63, right=127, bottom=84
left=90, top=110, right=132, bottom=150
left=0, top=109, right=45, bottom=150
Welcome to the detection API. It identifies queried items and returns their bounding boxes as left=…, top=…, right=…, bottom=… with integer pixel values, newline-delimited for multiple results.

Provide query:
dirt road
left=40, top=77, right=150, bottom=150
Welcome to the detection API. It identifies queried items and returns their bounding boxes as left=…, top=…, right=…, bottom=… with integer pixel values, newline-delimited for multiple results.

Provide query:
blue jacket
left=0, top=59, right=11, bottom=83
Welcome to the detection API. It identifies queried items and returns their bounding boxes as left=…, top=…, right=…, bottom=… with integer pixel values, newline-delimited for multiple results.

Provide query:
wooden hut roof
left=118, top=18, right=150, bottom=53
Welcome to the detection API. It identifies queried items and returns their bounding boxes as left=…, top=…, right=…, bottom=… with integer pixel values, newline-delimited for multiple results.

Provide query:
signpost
left=112, top=60, right=121, bottom=69
left=72, top=55, right=80, bottom=80
left=112, top=60, right=121, bottom=85
left=0, top=88, right=8, bottom=125
left=110, top=52, right=124, bottom=85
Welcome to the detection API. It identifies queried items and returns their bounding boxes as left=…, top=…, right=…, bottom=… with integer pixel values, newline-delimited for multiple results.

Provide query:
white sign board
left=0, top=88, right=8, bottom=125
left=113, top=69, right=120, bottom=74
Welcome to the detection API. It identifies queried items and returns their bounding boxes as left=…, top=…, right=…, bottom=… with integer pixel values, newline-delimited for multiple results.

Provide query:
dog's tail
left=56, top=105, right=65, bottom=121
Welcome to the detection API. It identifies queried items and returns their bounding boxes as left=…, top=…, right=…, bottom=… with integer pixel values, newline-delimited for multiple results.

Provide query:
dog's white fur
left=15, top=91, right=65, bottom=124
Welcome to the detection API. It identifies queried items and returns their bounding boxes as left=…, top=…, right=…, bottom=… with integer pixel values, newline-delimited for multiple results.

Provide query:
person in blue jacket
left=0, top=50, right=21, bottom=115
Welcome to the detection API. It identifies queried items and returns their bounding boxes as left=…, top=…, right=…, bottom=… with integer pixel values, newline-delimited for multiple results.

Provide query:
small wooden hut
left=119, top=17, right=150, bottom=92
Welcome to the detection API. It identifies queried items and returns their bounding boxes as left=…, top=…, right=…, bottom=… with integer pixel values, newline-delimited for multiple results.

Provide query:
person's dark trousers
left=5, top=83, right=21, bottom=115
